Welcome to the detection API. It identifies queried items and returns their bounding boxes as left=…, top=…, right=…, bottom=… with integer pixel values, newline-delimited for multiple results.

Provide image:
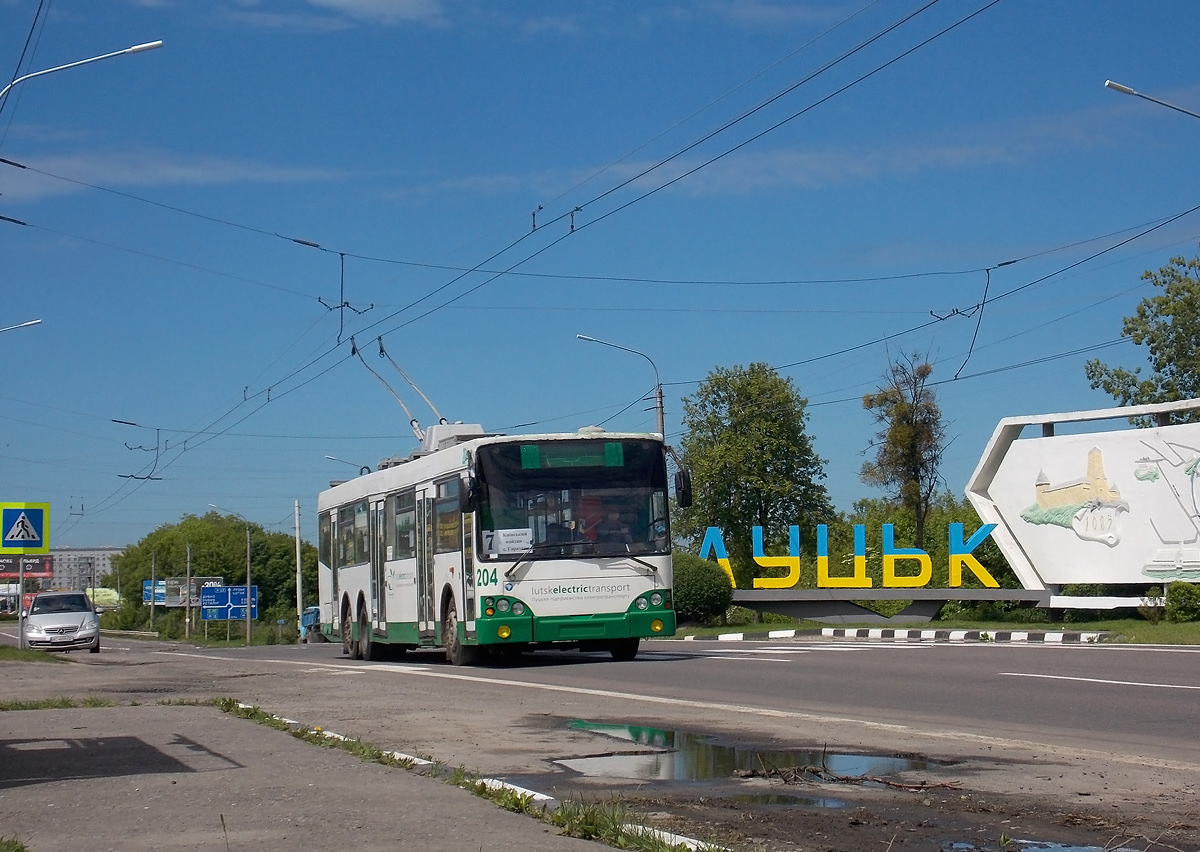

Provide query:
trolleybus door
left=371, top=499, right=386, bottom=630
left=415, top=486, right=436, bottom=639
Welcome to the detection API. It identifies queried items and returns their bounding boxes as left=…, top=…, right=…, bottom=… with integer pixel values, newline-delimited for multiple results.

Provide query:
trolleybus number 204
left=316, top=424, right=688, bottom=665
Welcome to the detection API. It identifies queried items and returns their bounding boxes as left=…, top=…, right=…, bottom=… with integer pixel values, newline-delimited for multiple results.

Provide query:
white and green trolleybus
left=316, top=423, right=684, bottom=664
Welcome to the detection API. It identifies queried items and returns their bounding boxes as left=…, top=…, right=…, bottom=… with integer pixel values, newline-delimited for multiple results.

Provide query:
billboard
left=0, top=555, right=53, bottom=579
left=968, top=399, right=1200, bottom=588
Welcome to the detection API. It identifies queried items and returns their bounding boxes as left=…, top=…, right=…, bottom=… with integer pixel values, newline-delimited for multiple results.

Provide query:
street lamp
left=1104, top=80, right=1200, bottom=122
left=0, top=320, right=41, bottom=334
left=325, top=455, right=372, bottom=476
left=208, top=504, right=252, bottom=646
left=0, top=41, right=163, bottom=108
left=576, top=334, right=665, bottom=436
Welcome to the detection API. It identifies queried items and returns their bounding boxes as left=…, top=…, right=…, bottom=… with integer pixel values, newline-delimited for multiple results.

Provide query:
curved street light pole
left=1105, top=80, right=1200, bottom=122
left=0, top=41, right=163, bottom=108
left=576, top=334, right=665, bottom=436
left=0, top=319, right=41, bottom=334
left=209, top=504, right=252, bottom=646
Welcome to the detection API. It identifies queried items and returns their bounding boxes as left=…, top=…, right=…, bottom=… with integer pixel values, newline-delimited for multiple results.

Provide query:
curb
left=681, top=628, right=1108, bottom=643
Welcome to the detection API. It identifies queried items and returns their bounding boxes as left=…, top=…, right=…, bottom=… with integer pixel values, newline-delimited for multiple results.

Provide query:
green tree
left=860, top=352, right=946, bottom=551
left=1086, top=252, right=1200, bottom=423
left=675, top=362, right=833, bottom=588
left=106, top=511, right=318, bottom=636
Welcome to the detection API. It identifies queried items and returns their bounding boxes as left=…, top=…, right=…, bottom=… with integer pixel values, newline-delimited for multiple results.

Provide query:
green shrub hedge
left=1165, top=581, right=1200, bottom=623
left=673, top=551, right=732, bottom=624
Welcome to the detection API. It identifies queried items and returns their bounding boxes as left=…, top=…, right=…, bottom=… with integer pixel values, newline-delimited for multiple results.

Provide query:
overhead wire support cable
left=573, top=0, right=950, bottom=216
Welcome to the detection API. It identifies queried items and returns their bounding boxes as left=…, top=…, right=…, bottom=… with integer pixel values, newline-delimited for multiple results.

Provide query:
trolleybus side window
left=337, top=500, right=369, bottom=567
left=390, top=490, right=416, bottom=560
left=434, top=478, right=461, bottom=554
left=318, top=512, right=332, bottom=567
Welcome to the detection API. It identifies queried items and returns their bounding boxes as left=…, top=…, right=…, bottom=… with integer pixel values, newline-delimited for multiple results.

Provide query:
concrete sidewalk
left=0, top=704, right=596, bottom=852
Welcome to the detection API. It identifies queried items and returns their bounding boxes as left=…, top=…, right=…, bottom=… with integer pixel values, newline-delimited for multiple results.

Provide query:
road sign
left=1, top=503, right=49, bottom=555
left=199, top=585, right=258, bottom=621
left=142, top=579, right=166, bottom=604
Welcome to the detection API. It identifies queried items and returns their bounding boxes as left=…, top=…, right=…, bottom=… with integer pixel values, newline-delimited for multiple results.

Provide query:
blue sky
left=3, top=0, right=1200, bottom=549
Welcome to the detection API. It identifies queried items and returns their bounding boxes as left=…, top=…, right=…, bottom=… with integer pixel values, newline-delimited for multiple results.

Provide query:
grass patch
left=0, top=646, right=68, bottom=663
left=0, top=836, right=30, bottom=852
left=0, top=696, right=115, bottom=711
left=211, top=698, right=716, bottom=852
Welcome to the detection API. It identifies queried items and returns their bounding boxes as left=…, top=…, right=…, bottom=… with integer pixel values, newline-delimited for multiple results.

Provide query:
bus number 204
left=476, top=567, right=498, bottom=587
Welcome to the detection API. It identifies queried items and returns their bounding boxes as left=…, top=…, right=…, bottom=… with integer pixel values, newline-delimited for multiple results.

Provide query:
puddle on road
left=727, top=792, right=848, bottom=808
left=561, top=720, right=936, bottom=785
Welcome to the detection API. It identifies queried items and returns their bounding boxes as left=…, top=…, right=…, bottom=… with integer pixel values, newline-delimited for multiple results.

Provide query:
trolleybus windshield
left=475, top=439, right=669, bottom=560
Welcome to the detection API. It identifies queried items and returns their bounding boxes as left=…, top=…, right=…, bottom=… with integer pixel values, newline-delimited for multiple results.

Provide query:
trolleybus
left=316, top=423, right=686, bottom=664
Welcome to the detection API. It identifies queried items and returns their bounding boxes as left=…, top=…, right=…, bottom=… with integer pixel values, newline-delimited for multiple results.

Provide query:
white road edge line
left=999, top=672, right=1200, bottom=690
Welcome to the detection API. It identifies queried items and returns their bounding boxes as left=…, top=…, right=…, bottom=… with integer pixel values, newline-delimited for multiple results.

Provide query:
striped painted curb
left=681, top=628, right=1107, bottom=643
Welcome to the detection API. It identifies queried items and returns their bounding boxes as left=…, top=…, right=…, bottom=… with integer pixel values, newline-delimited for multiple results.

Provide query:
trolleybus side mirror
left=674, top=470, right=693, bottom=509
left=459, top=477, right=477, bottom=513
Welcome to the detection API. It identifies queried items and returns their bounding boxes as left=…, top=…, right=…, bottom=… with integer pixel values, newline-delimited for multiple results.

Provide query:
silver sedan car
left=22, top=591, right=102, bottom=653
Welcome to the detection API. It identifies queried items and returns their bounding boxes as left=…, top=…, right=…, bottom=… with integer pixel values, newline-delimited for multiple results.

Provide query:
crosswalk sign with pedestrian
left=1, top=503, right=49, bottom=554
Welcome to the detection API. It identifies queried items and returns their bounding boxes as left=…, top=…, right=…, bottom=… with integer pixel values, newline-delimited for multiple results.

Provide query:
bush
left=1138, top=586, right=1165, bottom=624
left=1165, top=581, right=1200, bottom=623
left=673, top=551, right=733, bottom=624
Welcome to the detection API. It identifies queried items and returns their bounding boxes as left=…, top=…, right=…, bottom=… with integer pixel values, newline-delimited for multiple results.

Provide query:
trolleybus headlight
left=497, top=625, right=512, bottom=639
left=484, top=597, right=495, bottom=608
left=511, top=602, right=525, bottom=616
left=635, top=598, right=649, bottom=610
left=649, top=593, right=663, bottom=607
left=497, top=599, right=510, bottom=612
left=650, top=619, right=664, bottom=633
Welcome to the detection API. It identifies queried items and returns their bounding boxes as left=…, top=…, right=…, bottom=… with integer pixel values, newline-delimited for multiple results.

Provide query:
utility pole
left=185, top=544, right=192, bottom=640
left=294, top=500, right=303, bottom=646
left=150, top=553, right=156, bottom=629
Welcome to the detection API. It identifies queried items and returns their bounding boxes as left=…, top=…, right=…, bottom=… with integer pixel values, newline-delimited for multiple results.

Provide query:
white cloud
left=303, top=0, right=445, bottom=25
left=521, top=15, right=580, bottom=37
left=0, top=150, right=346, bottom=202
left=223, top=9, right=354, bottom=32
left=704, top=0, right=846, bottom=28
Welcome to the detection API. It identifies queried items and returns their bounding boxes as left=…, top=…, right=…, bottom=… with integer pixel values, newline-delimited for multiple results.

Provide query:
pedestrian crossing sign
left=1, top=503, right=49, bottom=554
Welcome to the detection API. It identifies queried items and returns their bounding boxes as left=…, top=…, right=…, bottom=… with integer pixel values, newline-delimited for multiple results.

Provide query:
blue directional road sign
left=142, top=579, right=167, bottom=604
left=199, top=585, right=258, bottom=621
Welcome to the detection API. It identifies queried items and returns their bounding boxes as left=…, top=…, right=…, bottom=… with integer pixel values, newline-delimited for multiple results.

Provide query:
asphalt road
left=3, top=630, right=1199, bottom=850
left=197, top=634, right=1200, bottom=764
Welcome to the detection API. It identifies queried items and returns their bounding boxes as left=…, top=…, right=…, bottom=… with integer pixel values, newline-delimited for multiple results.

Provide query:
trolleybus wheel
left=609, top=638, right=639, bottom=661
left=341, top=604, right=353, bottom=657
left=359, top=608, right=383, bottom=661
left=443, top=600, right=477, bottom=667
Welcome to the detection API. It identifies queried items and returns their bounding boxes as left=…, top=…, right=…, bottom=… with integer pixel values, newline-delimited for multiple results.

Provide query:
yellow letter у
left=948, top=523, right=999, bottom=588
left=816, top=524, right=872, bottom=588
left=752, top=525, right=801, bottom=589
left=881, top=524, right=932, bottom=587
left=699, top=526, right=736, bottom=589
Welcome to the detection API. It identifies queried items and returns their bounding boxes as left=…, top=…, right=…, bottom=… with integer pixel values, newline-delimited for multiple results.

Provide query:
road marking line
left=1000, top=672, right=1200, bottom=690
